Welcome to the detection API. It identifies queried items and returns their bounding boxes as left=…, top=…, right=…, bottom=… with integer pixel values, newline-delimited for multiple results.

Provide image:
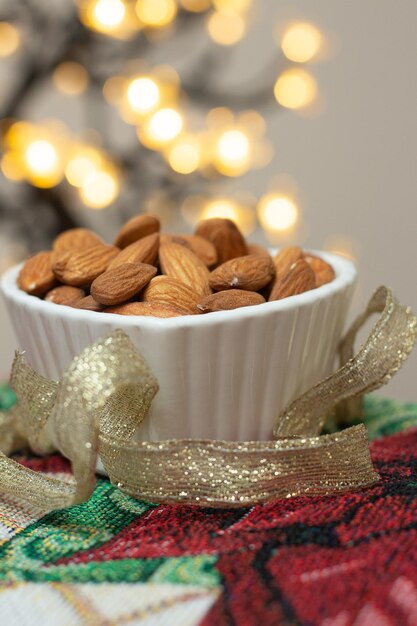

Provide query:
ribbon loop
left=274, top=287, right=417, bottom=438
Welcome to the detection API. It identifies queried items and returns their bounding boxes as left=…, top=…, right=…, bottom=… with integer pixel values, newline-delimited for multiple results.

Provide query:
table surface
left=1, top=385, right=417, bottom=626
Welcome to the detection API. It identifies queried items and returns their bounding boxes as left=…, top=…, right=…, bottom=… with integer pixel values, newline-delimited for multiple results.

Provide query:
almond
left=18, top=251, right=56, bottom=296
left=181, top=235, right=218, bottom=267
left=74, top=295, right=104, bottom=312
left=269, top=258, right=316, bottom=301
left=209, top=255, right=275, bottom=292
left=197, top=289, right=265, bottom=313
left=195, top=218, right=248, bottom=264
left=268, top=246, right=304, bottom=299
left=159, top=242, right=211, bottom=297
left=108, top=233, right=159, bottom=270
left=45, top=285, right=85, bottom=306
left=52, top=244, right=119, bottom=287
left=248, top=243, right=271, bottom=258
left=53, top=228, right=103, bottom=253
left=91, top=262, right=157, bottom=305
left=305, top=254, right=336, bottom=287
left=160, top=234, right=217, bottom=267
left=114, top=215, right=160, bottom=249
left=143, top=276, right=200, bottom=314
left=273, top=246, right=304, bottom=279
left=106, top=301, right=188, bottom=317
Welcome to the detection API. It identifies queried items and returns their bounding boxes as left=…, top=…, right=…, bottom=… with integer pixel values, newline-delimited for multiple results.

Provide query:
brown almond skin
left=198, top=289, right=265, bottom=313
left=106, top=301, right=188, bottom=317
left=52, top=244, right=119, bottom=287
left=248, top=243, right=271, bottom=258
left=45, top=285, right=85, bottom=306
left=108, top=233, right=159, bottom=270
left=269, top=258, right=316, bottom=301
left=209, top=255, right=275, bottom=292
left=273, top=246, right=304, bottom=279
left=53, top=228, right=103, bottom=253
left=114, top=215, right=160, bottom=249
left=159, top=242, right=211, bottom=297
left=305, top=254, right=336, bottom=287
left=18, top=251, right=56, bottom=296
left=195, top=218, right=248, bottom=265
left=143, top=276, right=200, bottom=314
left=160, top=234, right=217, bottom=268
left=268, top=246, right=304, bottom=299
left=91, top=262, right=157, bottom=306
left=181, top=235, right=218, bottom=267
left=74, top=295, right=104, bottom=312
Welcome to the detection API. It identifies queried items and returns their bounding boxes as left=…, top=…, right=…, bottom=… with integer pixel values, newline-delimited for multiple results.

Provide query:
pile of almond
left=17, top=215, right=335, bottom=317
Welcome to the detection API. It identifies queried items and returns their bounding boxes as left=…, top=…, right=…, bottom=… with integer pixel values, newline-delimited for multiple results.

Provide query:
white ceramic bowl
left=1, top=251, right=356, bottom=442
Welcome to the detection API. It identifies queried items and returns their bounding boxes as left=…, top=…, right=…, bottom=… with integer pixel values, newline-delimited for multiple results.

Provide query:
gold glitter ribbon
left=0, top=286, right=415, bottom=509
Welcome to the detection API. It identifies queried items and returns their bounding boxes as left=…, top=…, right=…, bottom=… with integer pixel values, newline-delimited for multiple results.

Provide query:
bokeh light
left=274, top=68, right=317, bottom=110
left=65, top=145, right=103, bottom=187
left=207, top=11, right=246, bottom=46
left=23, top=138, right=64, bottom=188
left=214, top=128, right=251, bottom=176
left=257, top=194, right=299, bottom=233
left=53, top=62, right=89, bottom=96
left=213, top=0, right=251, bottom=11
left=0, top=22, right=20, bottom=58
left=127, top=77, right=160, bottom=113
left=80, top=168, right=120, bottom=208
left=136, top=0, right=177, bottom=28
left=93, top=0, right=126, bottom=28
left=202, top=198, right=256, bottom=234
left=1, top=152, right=26, bottom=181
left=167, top=135, right=201, bottom=174
left=179, top=0, right=211, bottom=12
left=78, top=0, right=138, bottom=38
left=281, top=22, right=322, bottom=63
left=139, top=107, right=183, bottom=149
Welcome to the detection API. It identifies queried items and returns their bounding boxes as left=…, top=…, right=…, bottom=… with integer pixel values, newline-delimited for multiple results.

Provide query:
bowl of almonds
left=1, top=216, right=356, bottom=441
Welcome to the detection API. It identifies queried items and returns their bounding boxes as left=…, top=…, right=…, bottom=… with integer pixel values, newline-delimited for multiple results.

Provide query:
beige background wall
left=1, top=0, right=417, bottom=398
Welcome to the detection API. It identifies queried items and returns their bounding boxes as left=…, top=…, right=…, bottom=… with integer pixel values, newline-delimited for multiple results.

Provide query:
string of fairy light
left=0, top=1, right=327, bottom=246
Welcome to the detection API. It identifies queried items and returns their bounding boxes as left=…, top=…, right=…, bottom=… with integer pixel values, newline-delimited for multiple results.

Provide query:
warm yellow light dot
left=207, top=11, right=246, bottom=46
left=203, top=199, right=256, bottom=235
left=215, top=129, right=250, bottom=175
left=0, top=22, right=20, bottom=57
left=65, top=148, right=103, bottom=187
left=80, top=170, right=119, bottom=208
left=23, top=139, right=64, bottom=188
left=127, top=77, right=160, bottom=113
left=179, top=0, right=211, bottom=12
left=203, top=199, right=241, bottom=222
left=25, top=140, right=58, bottom=175
left=145, top=108, right=183, bottom=145
left=257, top=194, right=298, bottom=232
left=93, top=0, right=126, bottom=28
left=53, top=62, right=89, bottom=96
left=274, top=68, right=317, bottom=110
left=168, top=136, right=200, bottom=174
left=217, top=129, right=249, bottom=162
left=136, top=0, right=177, bottom=27
left=1, top=152, right=26, bottom=181
left=4, top=121, right=34, bottom=151
left=281, top=22, right=322, bottom=63
left=213, top=0, right=251, bottom=12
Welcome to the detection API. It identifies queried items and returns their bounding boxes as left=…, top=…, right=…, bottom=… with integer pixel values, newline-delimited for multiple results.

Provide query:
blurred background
left=0, top=0, right=416, bottom=399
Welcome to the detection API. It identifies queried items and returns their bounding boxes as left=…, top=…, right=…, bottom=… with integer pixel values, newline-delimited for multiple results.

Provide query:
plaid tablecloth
left=1, top=383, right=417, bottom=626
